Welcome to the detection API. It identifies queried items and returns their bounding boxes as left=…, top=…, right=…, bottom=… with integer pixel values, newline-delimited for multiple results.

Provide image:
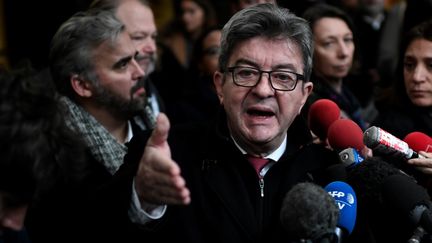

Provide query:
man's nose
left=132, top=58, right=145, bottom=79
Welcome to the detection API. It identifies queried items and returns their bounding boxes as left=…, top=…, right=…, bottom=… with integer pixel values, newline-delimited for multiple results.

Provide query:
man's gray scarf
left=59, top=96, right=126, bottom=175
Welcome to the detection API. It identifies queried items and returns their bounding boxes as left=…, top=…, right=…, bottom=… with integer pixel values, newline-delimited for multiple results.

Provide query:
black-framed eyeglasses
left=226, top=66, right=304, bottom=91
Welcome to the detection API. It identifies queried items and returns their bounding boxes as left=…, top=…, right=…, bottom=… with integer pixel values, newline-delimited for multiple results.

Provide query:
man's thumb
left=148, top=113, right=170, bottom=146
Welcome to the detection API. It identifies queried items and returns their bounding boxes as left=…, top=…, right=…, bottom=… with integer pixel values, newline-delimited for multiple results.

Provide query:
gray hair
left=219, top=3, right=314, bottom=81
left=49, top=9, right=125, bottom=98
left=88, top=0, right=151, bottom=12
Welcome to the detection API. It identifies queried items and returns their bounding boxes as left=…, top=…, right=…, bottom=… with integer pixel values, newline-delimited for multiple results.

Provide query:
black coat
left=24, top=120, right=150, bottom=243
left=24, top=113, right=375, bottom=243
left=119, top=114, right=342, bottom=243
left=372, top=103, right=432, bottom=141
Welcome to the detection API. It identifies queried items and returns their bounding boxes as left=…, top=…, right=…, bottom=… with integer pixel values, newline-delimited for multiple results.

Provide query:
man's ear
left=213, top=71, right=224, bottom=104
left=298, top=81, right=314, bottom=115
left=71, top=74, right=92, bottom=97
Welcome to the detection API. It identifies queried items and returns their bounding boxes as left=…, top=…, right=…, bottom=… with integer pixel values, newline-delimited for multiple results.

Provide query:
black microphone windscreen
left=381, top=174, right=431, bottom=224
left=280, top=182, right=339, bottom=241
left=315, top=164, right=348, bottom=187
left=347, top=157, right=427, bottom=242
left=347, top=156, right=402, bottom=204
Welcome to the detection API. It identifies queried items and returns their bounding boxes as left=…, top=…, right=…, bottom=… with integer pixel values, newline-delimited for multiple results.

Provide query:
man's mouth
left=130, top=79, right=146, bottom=99
left=133, top=87, right=146, bottom=98
left=247, top=108, right=275, bottom=117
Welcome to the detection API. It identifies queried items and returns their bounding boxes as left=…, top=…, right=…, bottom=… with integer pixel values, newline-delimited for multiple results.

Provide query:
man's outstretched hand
left=135, top=113, right=191, bottom=206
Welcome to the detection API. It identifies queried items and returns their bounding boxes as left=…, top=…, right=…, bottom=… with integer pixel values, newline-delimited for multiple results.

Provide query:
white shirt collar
left=232, top=134, right=287, bottom=162
left=125, top=121, right=133, bottom=143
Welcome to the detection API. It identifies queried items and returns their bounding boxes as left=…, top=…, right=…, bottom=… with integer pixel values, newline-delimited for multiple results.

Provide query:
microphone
left=280, top=182, right=339, bottom=243
left=324, top=181, right=357, bottom=242
left=363, top=126, right=419, bottom=160
left=381, top=174, right=432, bottom=242
left=347, top=156, right=403, bottom=204
left=323, top=163, right=348, bottom=182
left=346, top=156, right=418, bottom=242
left=327, top=119, right=365, bottom=152
left=404, top=131, right=432, bottom=153
left=308, top=99, right=341, bottom=141
left=338, top=148, right=364, bottom=168
left=326, top=119, right=366, bottom=168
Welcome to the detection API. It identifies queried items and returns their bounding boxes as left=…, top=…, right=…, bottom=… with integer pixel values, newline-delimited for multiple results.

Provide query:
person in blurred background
left=371, top=18, right=432, bottom=208
left=25, top=8, right=161, bottom=243
left=154, top=0, right=218, bottom=124
left=176, top=26, right=223, bottom=124
left=0, top=65, right=91, bottom=243
left=347, top=0, right=387, bottom=114
left=159, top=0, right=217, bottom=71
left=372, top=18, right=432, bottom=140
left=90, top=0, right=165, bottom=128
left=302, top=3, right=369, bottom=131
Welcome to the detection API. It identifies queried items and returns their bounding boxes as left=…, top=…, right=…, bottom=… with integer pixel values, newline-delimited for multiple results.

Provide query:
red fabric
left=246, top=156, right=269, bottom=175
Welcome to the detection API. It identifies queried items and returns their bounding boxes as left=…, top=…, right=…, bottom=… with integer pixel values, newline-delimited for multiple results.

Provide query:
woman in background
left=372, top=19, right=432, bottom=139
left=155, top=0, right=218, bottom=124
left=302, top=4, right=368, bottom=131
left=160, top=0, right=217, bottom=70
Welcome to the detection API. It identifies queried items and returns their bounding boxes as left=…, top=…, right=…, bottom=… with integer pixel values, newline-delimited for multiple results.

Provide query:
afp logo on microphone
left=328, top=190, right=355, bottom=210
left=325, top=181, right=357, bottom=235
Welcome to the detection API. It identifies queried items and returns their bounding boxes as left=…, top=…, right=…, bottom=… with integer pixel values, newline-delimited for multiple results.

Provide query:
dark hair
left=302, top=3, right=359, bottom=76
left=401, top=18, right=432, bottom=58
left=177, top=0, right=217, bottom=30
left=219, top=3, right=314, bottom=81
left=302, top=3, right=355, bottom=35
left=49, top=9, right=125, bottom=99
left=391, top=19, right=432, bottom=105
left=0, top=65, right=90, bottom=205
left=194, top=0, right=217, bottom=28
left=190, top=26, right=222, bottom=73
left=403, top=0, right=432, bottom=36
left=88, top=0, right=151, bottom=11
left=164, top=0, right=218, bottom=39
